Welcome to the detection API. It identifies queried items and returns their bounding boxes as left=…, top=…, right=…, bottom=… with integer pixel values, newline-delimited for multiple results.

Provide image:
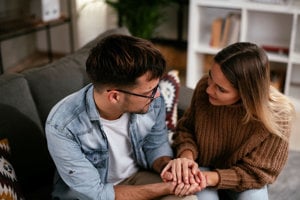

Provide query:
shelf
left=267, top=52, right=289, bottom=63
left=0, top=14, right=73, bottom=74
left=187, top=0, right=300, bottom=99
left=0, top=16, right=71, bottom=41
left=194, top=44, right=289, bottom=63
left=195, top=0, right=300, bottom=14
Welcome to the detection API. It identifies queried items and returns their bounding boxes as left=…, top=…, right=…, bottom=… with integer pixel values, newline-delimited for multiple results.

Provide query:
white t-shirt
left=100, top=113, right=139, bottom=185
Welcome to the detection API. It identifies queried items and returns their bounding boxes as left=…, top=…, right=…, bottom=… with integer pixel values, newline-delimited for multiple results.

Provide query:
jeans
left=195, top=185, right=268, bottom=200
left=119, top=171, right=197, bottom=200
left=195, top=167, right=269, bottom=200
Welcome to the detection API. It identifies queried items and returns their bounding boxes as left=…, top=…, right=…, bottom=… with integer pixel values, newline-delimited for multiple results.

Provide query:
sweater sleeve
left=172, top=77, right=208, bottom=160
left=215, top=132, right=289, bottom=191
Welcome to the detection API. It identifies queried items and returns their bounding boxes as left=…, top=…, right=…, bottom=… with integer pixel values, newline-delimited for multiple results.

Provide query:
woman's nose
left=206, top=83, right=214, bottom=95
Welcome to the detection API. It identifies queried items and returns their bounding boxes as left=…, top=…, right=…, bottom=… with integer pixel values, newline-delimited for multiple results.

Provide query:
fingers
left=185, top=183, right=202, bottom=195
left=198, top=171, right=207, bottom=189
left=161, top=171, right=173, bottom=182
left=190, top=162, right=199, bottom=176
left=173, top=159, right=181, bottom=183
left=174, top=158, right=194, bottom=184
left=170, top=158, right=186, bottom=184
left=174, top=182, right=202, bottom=197
left=161, top=158, right=200, bottom=185
left=160, top=162, right=173, bottom=182
left=175, top=171, right=207, bottom=197
left=189, top=172, right=196, bottom=184
left=160, top=162, right=171, bottom=177
left=182, top=160, right=190, bottom=184
left=174, top=182, right=185, bottom=196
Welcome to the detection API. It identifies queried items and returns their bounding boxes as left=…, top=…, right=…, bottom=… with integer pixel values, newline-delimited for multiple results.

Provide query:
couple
left=45, top=34, right=295, bottom=200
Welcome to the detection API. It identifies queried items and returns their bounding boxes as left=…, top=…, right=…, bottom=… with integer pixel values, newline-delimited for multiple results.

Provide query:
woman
left=161, top=42, right=295, bottom=199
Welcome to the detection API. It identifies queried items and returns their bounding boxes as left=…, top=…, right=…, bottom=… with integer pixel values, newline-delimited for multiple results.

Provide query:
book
left=219, top=14, right=232, bottom=47
left=226, top=13, right=241, bottom=45
left=220, top=13, right=241, bottom=47
left=210, top=17, right=224, bottom=47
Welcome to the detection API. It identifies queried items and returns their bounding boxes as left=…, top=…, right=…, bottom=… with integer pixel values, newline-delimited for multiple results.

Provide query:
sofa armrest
left=178, top=85, right=194, bottom=119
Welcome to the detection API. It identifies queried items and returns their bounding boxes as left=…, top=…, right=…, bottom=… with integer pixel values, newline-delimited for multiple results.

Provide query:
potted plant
left=105, top=0, right=177, bottom=39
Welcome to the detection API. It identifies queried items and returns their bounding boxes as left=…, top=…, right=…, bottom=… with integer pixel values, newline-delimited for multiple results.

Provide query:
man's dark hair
left=86, top=34, right=166, bottom=89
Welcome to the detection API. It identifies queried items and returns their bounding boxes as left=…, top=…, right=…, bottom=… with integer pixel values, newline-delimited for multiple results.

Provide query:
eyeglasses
left=107, top=84, right=159, bottom=100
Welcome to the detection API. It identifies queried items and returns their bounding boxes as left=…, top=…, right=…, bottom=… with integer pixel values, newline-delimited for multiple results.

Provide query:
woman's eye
left=218, top=86, right=226, bottom=93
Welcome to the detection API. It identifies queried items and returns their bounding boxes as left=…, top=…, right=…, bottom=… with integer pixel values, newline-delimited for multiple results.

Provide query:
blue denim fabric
left=196, top=185, right=269, bottom=200
left=45, top=84, right=173, bottom=200
left=196, top=167, right=269, bottom=200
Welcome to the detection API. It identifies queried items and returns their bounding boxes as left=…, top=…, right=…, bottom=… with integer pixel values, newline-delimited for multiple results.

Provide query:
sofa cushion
left=22, top=57, right=90, bottom=126
left=0, top=73, right=42, bottom=131
left=0, top=104, right=55, bottom=198
left=159, top=70, right=180, bottom=143
left=0, top=138, right=25, bottom=200
left=177, top=85, right=194, bottom=118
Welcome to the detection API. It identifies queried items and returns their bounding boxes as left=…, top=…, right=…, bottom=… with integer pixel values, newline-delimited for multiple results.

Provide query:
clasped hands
left=160, top=158, right=207, bottom=197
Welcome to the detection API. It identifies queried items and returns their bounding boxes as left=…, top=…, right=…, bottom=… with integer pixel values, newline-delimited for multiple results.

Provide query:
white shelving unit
left=186, top=0, right=300, bottom=100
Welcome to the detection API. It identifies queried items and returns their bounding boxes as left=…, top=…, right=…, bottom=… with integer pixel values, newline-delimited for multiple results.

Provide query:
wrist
left=179, top=150, right=194, bottom=160
left=204, top=171, right=220, bottom=187
left=153, top=156, right=172, bottom=173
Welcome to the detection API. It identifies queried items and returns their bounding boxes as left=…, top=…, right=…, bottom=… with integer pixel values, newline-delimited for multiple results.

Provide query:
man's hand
left=160, top=158, right=207, bottom=196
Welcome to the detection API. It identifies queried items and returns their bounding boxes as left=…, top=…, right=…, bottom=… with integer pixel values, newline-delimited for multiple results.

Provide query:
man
left=45, top=34, right=202, bottom=200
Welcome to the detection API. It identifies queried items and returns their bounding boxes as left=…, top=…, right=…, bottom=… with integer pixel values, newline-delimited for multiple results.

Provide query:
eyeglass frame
left=107, top=84, right=159, bottom=100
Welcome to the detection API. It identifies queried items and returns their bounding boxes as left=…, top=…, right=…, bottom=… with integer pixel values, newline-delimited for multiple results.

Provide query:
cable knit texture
left=173, top=76, right=290, bottom=192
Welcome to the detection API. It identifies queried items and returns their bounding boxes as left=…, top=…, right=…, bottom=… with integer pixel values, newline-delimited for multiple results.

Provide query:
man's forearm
left=114, top=182, right=175, bottom=200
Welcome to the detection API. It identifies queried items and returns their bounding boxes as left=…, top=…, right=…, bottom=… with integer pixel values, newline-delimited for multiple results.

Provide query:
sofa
left=0, top=27, right=190, bottom=199
left=0, top=27, right=298, bottom=200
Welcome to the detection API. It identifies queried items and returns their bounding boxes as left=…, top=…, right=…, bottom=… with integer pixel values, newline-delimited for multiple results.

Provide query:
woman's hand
left=161, top=158, right=200, bottom=184
left=160, top=158, right=207, bottom=196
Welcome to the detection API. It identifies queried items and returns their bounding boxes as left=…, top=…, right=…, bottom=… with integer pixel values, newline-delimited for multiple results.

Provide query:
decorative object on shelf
left=30, top=0, right=61, bottom=22
left=105, top=0, right=177, bottom=39
left=261, top=45, right=289, bottom=55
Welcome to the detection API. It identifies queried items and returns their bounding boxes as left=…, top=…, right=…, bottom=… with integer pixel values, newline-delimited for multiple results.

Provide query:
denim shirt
left=45, top=84, right=173, bottom=200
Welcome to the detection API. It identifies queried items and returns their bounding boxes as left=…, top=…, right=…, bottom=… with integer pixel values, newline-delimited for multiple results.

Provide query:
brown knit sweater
left=173, top=76, right=290, bottom=192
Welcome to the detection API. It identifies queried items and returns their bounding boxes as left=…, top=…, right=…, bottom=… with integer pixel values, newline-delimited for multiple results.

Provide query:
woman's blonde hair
left=214, top=42, right=295, bottom=140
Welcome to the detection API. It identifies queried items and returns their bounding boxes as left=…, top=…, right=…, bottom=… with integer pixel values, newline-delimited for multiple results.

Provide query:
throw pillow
left=0, top=104, right=55, bottom=197
left=159, top=70, right=180, bottom=143
left=0, top=138, right=24, bottom=200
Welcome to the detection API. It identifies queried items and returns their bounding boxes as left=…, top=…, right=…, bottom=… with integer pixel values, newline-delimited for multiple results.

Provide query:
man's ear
left=107, top=90, right=120, bottom=103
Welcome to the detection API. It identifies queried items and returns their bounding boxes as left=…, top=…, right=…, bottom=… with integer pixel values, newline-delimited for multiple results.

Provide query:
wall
left=1, top=0, right=188, bottom=71
left=155, top=3, right=189, bottom=41
left=73, top=0, right=118, bottom=50
left=1, top=0, right=72, bottom=71
left=72, top=0, right=189, bottom=49
left=0, top=0, right=35, bottom=71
